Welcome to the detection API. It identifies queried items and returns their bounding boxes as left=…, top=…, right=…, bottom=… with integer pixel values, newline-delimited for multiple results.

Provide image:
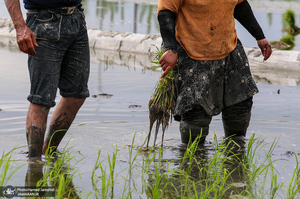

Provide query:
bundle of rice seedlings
left=283, top=9, right=300, bottom=35
left=279, top=34, right=295, bottom=50
left=147, top=46, right=174, bottom=148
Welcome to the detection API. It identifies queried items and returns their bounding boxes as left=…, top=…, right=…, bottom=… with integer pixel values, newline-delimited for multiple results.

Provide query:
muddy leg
left=26, top=103, right=50, bottom=158
left=179, top=107, right=212, bottom=144
left=222, top=97, right=253, bottom=138
left=42, top=97, right=85, bottom=154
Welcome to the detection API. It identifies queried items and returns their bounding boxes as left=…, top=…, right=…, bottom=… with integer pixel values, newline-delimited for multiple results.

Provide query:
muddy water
left=1, top=46, right=300, bottom=197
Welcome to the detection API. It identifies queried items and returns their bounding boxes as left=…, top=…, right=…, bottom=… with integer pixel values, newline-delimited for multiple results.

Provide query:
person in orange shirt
left=157, top=0, right=272, bottom=144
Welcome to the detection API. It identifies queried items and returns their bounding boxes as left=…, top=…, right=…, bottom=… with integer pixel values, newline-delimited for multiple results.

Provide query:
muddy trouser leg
left=180, top=107, right=212, bottom=144
left=222, top=97, right=253, bottom=138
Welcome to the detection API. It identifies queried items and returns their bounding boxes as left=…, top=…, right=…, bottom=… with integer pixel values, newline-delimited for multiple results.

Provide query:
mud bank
left=1, top=18, right=300, bottom=71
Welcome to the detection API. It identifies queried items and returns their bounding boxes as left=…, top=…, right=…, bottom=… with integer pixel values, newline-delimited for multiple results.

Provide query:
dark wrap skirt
left=173, top=39, right=258, bottom=121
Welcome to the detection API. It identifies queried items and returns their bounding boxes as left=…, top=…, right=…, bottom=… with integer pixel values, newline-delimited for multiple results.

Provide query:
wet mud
left=92, top=93, right=113, bottom=98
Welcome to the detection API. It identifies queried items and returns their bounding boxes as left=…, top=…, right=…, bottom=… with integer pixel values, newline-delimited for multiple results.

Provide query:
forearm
left=4, top=0, right=26, bottom=30
left=157, top=10, right=177, bottom=53
left=234, top=0, right=265, bottom=40
left=5, top=0, right=38, bottom=56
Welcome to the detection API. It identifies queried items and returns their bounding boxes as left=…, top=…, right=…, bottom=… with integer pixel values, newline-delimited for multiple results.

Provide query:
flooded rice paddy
left=0, top=44, right=300, bottom=198
left=1, top=0, right=300, bottom=197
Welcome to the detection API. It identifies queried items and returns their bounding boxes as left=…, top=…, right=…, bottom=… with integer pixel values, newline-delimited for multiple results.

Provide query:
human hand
left=159, top=49, right=178, bottom=77
left=15, top=24, right=38, bottom=56
left=257, top=38, right=272, bottom=61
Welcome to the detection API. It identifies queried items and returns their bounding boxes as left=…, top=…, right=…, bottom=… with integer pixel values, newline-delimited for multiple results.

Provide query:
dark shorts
left=173, top=39, right=258, bottom=121
left=26, top=9, right=90, bottom=107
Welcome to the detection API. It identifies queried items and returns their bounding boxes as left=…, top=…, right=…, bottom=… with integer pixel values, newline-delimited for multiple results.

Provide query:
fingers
left=263, top=44, right=272, bottom=61
left=159, top=51, right=167, bottom=65
left=159, top=53, right=164, bottom=64
left=159, top=49, right=178, bottom=76
left=27, top=33, right=37, bottom=55
left=32, top=33, right=38, bottom=47
left=16, top=27, right=37, bottom=56
left=161, top=66, right=172, bottom=77
left=24, top=40, right=35, bottom=56
left=160, top=61, right=171, bottom=76
left=257, top=38, right=272, bottom=61
left=161, top=62, right=169, bottom=71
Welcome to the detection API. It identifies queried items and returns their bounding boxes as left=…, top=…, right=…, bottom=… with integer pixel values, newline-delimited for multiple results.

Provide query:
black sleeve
left=157, top=10, right=177, bottom=53
left=234, top=0, right=265, bottom=40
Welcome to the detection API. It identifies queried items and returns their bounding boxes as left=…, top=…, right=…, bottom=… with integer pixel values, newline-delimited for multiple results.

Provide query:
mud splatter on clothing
left=173, top=39, right=258, bottom=121
left=26, top=10, right=90, bottom=107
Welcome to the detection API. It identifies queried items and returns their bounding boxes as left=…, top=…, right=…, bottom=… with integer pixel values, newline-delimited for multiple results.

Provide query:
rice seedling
left=283, top=9, right=300, bottom=35
left=239, top=134, right=288, bottom=199
left=122, top=133, right=152, bottom=199
left=284, top=152, right=300, bottom=199
left=0, top=147, right=26, bottom=187
left=91, top=147, right=117, bottom=199
left=271, top=9, right=300, bottom=50
left=147, top=46, right=174, bottom=148
left=269, top=155, right=283, bottom=199
left=92, top=133, right=153, bottom=199
left=3, top=133, right=300, bottom=199
left=271, top=34, right=296, bottom=50
left=143, top=134, right=246, bottom=199
left=37, top=138, right=85, bottom=199
left=181, top=135, right=240, bottom=198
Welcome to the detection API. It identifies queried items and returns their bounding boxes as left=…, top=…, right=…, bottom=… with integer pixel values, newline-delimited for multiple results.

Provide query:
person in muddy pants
left=157, top=0, right=272, bottom=144
left=5, top=0, right=90, bottom=158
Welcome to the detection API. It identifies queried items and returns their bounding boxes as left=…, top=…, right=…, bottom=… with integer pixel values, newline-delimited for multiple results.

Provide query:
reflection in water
left=82, top=0, right=159, bottom=34
left=2, top=0, right=300, bottom=48
left=1, top=34, right=300, bottom=89
left=78, top=0, right=300, bottom=49
left=90, top=48, right=300, bottom=87
left=25, top=160, right=44, bottom=187
left=144, top=138, right=249, bottom=198
left=134, top=3, right=138, bottom=33
left=25, top=157, right=80, bottom=198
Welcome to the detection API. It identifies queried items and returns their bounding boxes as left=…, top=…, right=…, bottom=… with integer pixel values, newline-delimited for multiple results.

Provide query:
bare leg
left=42, top=97, right=85, bottom=154
left=26, top=103, right=50, bottom=158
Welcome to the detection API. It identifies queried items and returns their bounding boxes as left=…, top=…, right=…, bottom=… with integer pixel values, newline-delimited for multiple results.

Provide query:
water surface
left=1, top=0, right=300, bottom=49
left=0, top=45, right=300, bottom=197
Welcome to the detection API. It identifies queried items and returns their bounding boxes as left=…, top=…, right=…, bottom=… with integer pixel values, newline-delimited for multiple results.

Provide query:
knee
left=180, top=119, right=211, bottom=144
left=28, top=103, right=50, bottom=119
left=180, top=107, right=212, bottom=130
left=61, top=97, right=86, bottom=109
left=180, top=117, right=211, bottom=129
left=179, top=108, right=212, bottom=144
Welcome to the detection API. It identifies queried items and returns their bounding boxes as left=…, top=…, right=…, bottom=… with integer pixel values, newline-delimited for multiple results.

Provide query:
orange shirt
left=157, top=0, right=244, bottom=61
